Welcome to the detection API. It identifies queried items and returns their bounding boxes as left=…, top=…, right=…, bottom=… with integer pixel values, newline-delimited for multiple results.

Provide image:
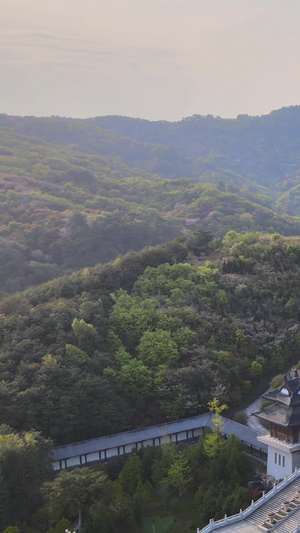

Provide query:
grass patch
left=143, top=516, right=175, bottom=533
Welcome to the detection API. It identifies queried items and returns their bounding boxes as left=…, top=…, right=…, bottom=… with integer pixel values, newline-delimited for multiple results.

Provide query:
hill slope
left=89, top=106, right=300, bottom=189
left=1, top=232, right=300, bottom=445
left=3, top=108, right=300, bottom=295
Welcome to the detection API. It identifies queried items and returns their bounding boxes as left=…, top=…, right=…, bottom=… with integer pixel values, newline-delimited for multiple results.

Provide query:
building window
left=279, top=454, right=281, bottom=466
left=283, top=456, right=285, bottom=467
left=275, top=453, right=277, bottom=464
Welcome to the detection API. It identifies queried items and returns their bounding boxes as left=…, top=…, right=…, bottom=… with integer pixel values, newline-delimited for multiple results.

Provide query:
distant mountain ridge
left=2, top=106, right=300, bottom=191
left=89, top=106, right=300, bottom=187
left=2, top=107, right=300, bottom=294
left=89, top=105, right=300, bottom=159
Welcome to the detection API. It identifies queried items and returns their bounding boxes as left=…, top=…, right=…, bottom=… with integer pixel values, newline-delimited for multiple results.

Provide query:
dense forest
left=3, top=108, right=300, bottom=531
left=3, top=106, right=300, bottom=187
left=2, top=231, right=300, bottom=531
left=2, top=231, right=300, bottom=444
left=4, top=108, right=300, bottom=295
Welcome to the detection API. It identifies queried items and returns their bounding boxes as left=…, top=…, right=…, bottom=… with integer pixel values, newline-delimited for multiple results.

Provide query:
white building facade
left=255, top=371, right=300, bottom=480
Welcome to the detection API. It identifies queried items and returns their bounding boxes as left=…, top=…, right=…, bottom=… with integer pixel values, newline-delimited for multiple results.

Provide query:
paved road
left=245, top=391, right=269, bottom=434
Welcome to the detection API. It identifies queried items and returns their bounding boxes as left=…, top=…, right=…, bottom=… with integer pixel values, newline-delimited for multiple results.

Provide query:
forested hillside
left=2, top=230, right=300, bottom=530
left=1, top=231, right=300, bottom=445
left=3, top=107, right=300, bottom=189
left=90, top=106, right=300, bottom=188
left=0, top=128, right=184, bottom=295
left=3, top=108, right=300, bottom=531
left=3, top=110, right=300, bottom=295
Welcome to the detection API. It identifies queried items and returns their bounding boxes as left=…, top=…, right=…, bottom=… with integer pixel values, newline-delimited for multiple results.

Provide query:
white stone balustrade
left=197, top=468, right=300, bottom=532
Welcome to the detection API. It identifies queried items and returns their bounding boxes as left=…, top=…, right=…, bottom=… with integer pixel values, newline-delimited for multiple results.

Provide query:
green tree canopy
left=42, top=468, right=109, bottom=533
left=138, top=329, right=180, bottom=368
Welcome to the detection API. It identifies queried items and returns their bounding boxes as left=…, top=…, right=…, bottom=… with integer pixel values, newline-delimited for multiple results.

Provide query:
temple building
left=197, top=373, right=300, bottom=532
left=254, top=370, right=300, bottom=480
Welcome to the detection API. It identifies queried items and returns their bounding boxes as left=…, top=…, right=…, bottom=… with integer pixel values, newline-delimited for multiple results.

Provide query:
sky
left=2, top=0, right=300, bottom=121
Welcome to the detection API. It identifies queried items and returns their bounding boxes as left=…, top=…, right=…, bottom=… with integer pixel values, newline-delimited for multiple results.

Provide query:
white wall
left=86, top=451, right=100, bottom=462
left=66, top=455, right=81, bottom=467
left=194, top=428, right=203, bottom=437
left=125, top=443, right=136, bottom=453
left=267, top=444, right=293, bottom=480
left=177, top=431, right=187, bottom=442
left=53, top=461, right=60, bottom=471
left=105, top=447, right=118, bottom=459
left=52, top=425, right=228, bottom=471
left=143, top=438, right=154, bottom=446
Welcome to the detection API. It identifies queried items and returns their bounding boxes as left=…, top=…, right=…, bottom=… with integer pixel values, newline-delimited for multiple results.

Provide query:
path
left=245, top=391, right=269, bottom=434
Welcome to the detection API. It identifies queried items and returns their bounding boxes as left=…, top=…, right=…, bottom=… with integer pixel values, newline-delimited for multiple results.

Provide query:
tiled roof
left=255, top=404, right=292, bottom=426
left=263, top=389, right=291, bottom=407
left=53, top=414, right=266, bottom=461
left=262, top=373, right=300, bottom=408
left=255, top=404, right=300, bottom=427
left=53, top=413, right=211, bottom=461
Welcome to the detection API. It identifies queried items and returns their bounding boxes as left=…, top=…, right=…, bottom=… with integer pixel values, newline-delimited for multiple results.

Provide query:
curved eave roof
left=254, top=404, right=292, bottom=426
left=262, top=389, right=291, bottom=406
left=254, top=403, right=300, bottom=427
left=262, top=376, right=300, bottom=407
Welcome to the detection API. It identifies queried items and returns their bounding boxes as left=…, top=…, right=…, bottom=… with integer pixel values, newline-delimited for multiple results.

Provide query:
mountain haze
left=2, top=106, right=300, bottom=296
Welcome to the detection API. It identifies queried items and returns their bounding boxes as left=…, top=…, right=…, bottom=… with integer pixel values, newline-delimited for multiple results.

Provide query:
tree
left=151, top=444, right=176, bottom=486
left=109, top=292, right=158, bottom=352
left=250, top=360, right=263, bottom=377
left=47, top=519, right=73, bottom=533
left=233, top=411, right=249, bottom=425
left=223, top=486, right=250, bottom=516
left=71, top=318, right=97, bottom=353
left=0, top=430, right=53, bottom=529
left=65, top=344, right=89, bottom=364
left=270, top=374, right=284, bottom=390
left=172, top=326, right=196, bottom=355
left=85, top=503, right=113, bottom=533
left=166, top=453, right=192, bottom=497
left=235, top=328, right=249, bottom=354
left=120, top=359, right=153, bottom=399
left=42, top=468, right=108, bottom=532
left=208, top=398, right=227, bottom=429
left=204, top=398, right=227, bottom=458
left=2, top=527, right=21, bottom=533
left=118, top=454, right=142, bottom=497
left=0, top=472, right=12, bottom=531
left=138, top=329, right=179, bottom=368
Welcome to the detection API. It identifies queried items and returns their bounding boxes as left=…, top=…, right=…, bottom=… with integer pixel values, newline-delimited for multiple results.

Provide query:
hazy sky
left=2, top=0, right=300, bottom=120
